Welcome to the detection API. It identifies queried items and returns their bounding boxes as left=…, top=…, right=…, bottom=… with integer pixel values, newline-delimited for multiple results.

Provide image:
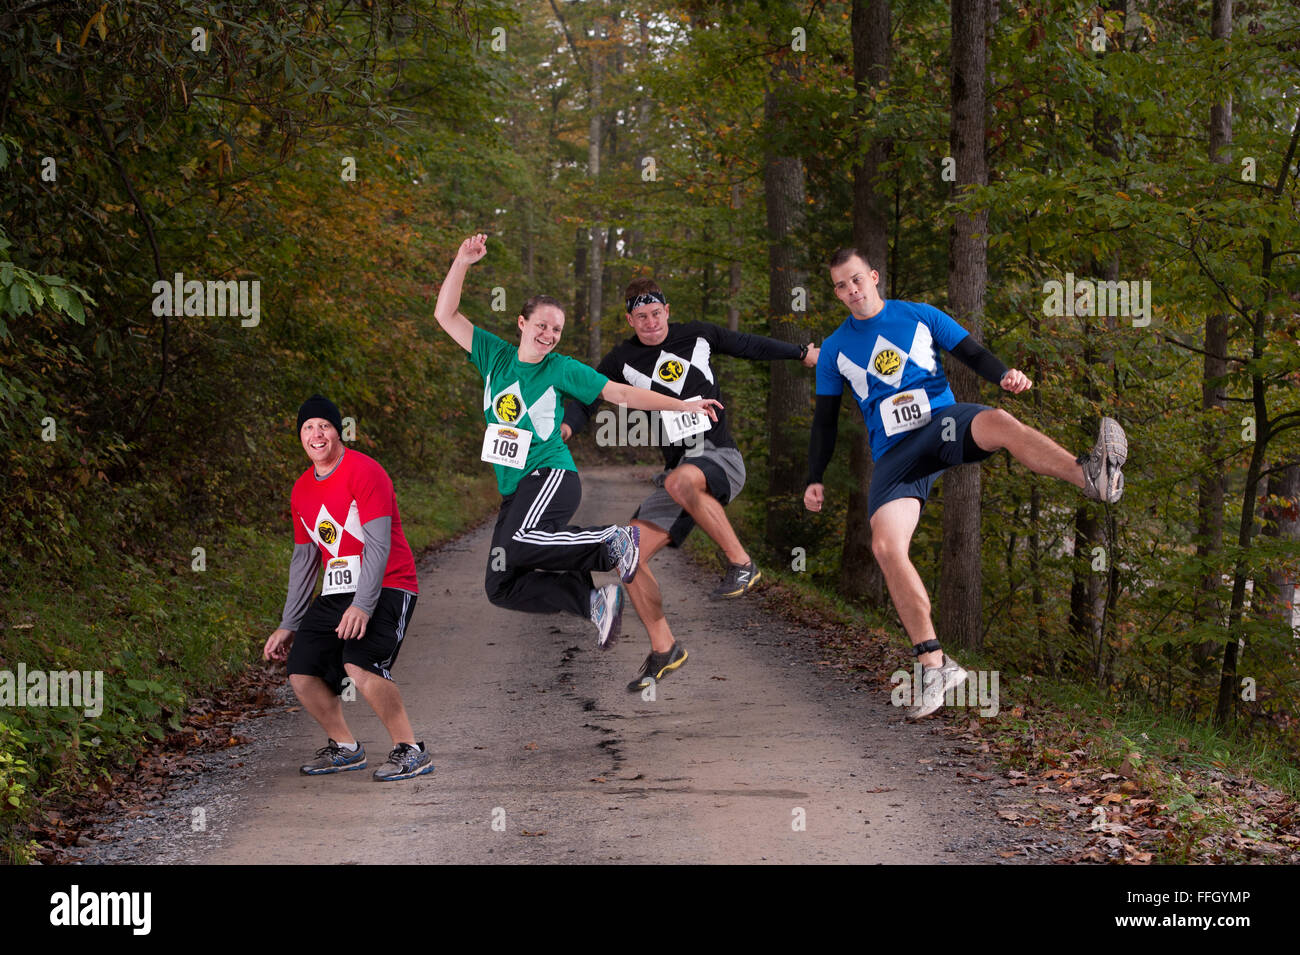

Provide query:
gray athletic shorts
left=634, top=440, right=746, bottom=547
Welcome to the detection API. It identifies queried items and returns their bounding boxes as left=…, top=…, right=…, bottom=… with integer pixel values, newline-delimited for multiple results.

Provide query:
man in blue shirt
left=805, top=248, right=1127, bottom=718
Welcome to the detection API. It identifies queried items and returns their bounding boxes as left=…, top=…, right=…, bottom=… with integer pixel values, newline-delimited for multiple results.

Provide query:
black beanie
left=297, top=394, right=343, bottom=434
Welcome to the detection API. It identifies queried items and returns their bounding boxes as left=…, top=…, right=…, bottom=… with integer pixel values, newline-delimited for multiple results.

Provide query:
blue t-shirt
left=816, top=300, right=971, bottom=461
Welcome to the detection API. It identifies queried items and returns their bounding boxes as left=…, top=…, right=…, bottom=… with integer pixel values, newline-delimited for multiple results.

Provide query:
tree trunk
left=763, top=71, right=811, bottom=550
left=939, top=0, right=989, bottom=652
left=587, top=49, right=605, bottom=362
left=1194, top=0, right=1232, bottom=678
left=1261, top=464, right=1300, bottom=631
left=727, top=182, right=741, bottom=332
left=573, top=228, right=588, bottom=332
left=840, top=0, right=891, bottom=608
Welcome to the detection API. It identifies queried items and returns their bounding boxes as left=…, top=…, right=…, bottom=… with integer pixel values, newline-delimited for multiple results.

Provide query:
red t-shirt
left=289, top=449, right=419, bottom=594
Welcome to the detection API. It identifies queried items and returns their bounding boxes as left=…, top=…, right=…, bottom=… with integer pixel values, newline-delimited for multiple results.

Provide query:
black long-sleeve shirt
left=563, top=321, right=802, bottom=470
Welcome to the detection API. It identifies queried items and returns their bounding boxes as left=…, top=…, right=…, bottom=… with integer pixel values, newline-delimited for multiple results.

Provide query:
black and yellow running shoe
left=709, top=560, right=760, bottom=599
left=626, top=643, right=689, bottom=692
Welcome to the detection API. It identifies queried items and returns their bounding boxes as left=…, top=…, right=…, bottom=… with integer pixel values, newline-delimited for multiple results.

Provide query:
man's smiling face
left=300, top=418, right=342, bottom=468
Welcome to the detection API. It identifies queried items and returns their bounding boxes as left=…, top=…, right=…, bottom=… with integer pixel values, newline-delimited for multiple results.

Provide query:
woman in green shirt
left=434, top=234, right=721, bottom=649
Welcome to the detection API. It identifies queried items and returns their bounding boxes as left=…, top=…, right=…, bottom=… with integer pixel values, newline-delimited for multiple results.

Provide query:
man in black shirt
left=562, top=278, right=818, bottom=691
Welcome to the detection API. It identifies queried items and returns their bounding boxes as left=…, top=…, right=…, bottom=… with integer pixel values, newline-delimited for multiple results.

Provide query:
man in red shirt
left=262, top=395, right=432, bottom=781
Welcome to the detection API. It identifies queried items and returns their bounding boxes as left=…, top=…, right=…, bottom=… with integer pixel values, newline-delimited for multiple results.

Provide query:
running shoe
left=591, top=584, right=624, bottom=650
left=373, top=742, right=434, bottom=782
left=709, top=560, right=761, bottom=599
left=907, top=655, right=969, bottom=720
left=606, top=525, right=640, bottom=583
left=300, top=739, right=367, bottom=775
left=626, top=643, right=689, bottom=692
left=1080, top=417, right=1128, bottom=504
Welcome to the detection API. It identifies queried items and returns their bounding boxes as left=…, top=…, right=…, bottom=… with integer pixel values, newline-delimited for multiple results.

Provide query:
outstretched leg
left=971, top=409, right=1127, bottom=503
left=970, top=408, right=1083, bottom=486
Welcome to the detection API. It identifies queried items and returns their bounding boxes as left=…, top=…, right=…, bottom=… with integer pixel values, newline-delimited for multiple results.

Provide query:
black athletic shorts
left=286, top=588, right=417, bottom=694
left=867, top=402, right=995, bottom=518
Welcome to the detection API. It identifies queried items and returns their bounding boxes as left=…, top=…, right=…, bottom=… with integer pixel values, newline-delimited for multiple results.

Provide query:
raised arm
left=433, top=234, right=488, bottom=353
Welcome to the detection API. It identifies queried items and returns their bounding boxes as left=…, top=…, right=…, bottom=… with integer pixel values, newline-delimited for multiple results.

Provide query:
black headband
left=626, top=291, right=667, bottom=313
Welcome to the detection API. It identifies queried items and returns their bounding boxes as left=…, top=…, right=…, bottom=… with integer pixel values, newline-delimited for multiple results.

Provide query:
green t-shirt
left=468, top=325, right=609, bottom=495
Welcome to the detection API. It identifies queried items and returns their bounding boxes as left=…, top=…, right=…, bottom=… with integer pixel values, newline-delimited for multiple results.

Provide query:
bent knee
left=662, top=470, right=691, bottom=501
left=484, top=581, right=511, bottom=607
left=973, top=408, right=1022, bottom=449
left=871, top=533, right=909, bottom=566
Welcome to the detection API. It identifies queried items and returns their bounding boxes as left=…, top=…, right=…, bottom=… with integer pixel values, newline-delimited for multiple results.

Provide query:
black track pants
left=484, top=468, right=617, bottom=617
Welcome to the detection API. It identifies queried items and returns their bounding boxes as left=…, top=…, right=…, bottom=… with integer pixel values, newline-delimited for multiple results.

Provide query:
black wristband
left=911, top=639, right=942, bottom=656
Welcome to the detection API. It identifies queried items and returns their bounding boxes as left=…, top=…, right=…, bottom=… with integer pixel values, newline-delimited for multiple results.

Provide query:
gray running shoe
left=907, top=654, right=969, bottom=720
left=1080, top=417, right=1128, bottom=504
left=709, top=561, right=760, bottom=599
left=590, top=584, right=624, bottom=650
left=300, top=739, right=366, bottom=775
left=626, top=643, right=689, bottom=692
left=606, top=525, right=640, bottom=583
left=373, top=743, right=434, bottom=782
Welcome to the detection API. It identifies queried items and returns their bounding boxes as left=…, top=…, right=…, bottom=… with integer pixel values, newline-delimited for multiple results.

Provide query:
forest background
left=1, top=0, right=1297, bottom=862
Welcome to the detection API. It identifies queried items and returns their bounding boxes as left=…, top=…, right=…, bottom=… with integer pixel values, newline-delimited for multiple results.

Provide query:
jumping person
left=433, top=234, right=722, bottom=650
left=561, top=278, right=819, bottom=692
left=263, top=395, right=434, bottom=781
left=805, top=248, right=1127, bottom=718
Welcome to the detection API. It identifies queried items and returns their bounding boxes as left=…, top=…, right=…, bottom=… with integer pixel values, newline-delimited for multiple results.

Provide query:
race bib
left=661, top=397, right=711, bottom=444
left=881, top=389, right=932, bottom=437
left=321, top=555, right=360, bottom=596
left=481, top=423, right=532, bottom=469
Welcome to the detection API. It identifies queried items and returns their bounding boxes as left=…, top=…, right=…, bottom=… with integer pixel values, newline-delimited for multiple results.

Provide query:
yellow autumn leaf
left=78, top=11, right=101, bottom=47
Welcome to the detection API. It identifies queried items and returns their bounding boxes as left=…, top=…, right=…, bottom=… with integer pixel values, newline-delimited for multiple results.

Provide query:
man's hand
left=264, top=628, right=294, bottom=662
left=802, top=344, right=820, bottom=368
left=682, top=397, right=724, bottom=422
left=336, top=606, right=370, bottom=641
left=1000, top=369, right=1032, bottom=394
left=804, top=483, right=825, bottom=512
left=560, top=423, right=572, bottom=442
left=456, top=233, right=489, bottom=267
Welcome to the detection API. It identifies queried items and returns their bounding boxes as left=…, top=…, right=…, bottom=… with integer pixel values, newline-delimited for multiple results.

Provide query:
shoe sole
left=301, top=758, right=367, bottom=775
left=906, top=667, right=969, bottom=721
left=374, top=760, right=435, bottom=782
left=627, top=648, right=688, bottom=692
left=598, top=588, right=623, bottom=651
left=710, top=569, right=761, bottom=600
left=1095, top=417, right=1128, bottom=503
left=620, top=525, right=641, bottom=584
